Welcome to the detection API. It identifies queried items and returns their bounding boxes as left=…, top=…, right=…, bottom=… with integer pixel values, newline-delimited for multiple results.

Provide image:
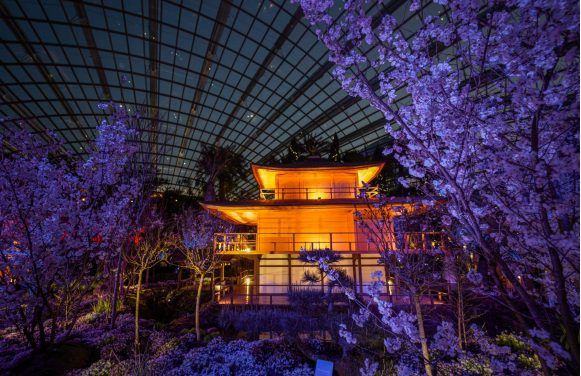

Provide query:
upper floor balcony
left=215, top=231, right=444, bottom=254
left=259, top=186, right=379, bottom=200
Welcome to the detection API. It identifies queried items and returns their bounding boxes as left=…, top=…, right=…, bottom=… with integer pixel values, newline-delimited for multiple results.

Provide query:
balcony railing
left=215, top=232, right=444, bottom=254
left=259, top=186, right=379, bottom=200
left=214, top=283, right=451, bottom=306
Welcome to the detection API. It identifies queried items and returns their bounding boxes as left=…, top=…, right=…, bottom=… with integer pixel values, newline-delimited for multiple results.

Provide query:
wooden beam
left=358, top=255, right=363, bottom=295
left=352, top=255, right=358, bottom=296
left=287, top=255, right=292, bottom=286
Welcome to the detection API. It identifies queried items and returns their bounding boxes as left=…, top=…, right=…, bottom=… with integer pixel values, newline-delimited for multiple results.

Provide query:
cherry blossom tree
left=175, top=209, right=236, bottom=340
left=293, top=0, right=579, bottom=372
left=354, top=198, right=445, bottom=375
left=97, top=102, right=170, bottom=330
left=123, top=214, right=173, bottom=345
left=0, top=112, right=139, bottom=352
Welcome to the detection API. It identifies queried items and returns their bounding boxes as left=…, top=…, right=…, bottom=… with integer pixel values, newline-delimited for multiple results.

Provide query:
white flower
left=467, top=270, right=483, bottom=285
left=442, top=215, right=452, bottom=226
left=384, top=337, right=401, bottom=353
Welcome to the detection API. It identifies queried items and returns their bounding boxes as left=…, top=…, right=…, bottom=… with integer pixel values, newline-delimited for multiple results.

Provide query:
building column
left=254, top=255, right=260, bottom=295
left=220, top=263, right=225, bottom=282
left=352, top=255, right=358, bottom=296
left=358, top=255, right=363, bottom=295
left=287, top=255, right=292, bottom=287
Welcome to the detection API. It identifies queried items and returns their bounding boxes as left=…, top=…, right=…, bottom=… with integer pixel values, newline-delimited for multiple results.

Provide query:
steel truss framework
left=0, top=0, right=447, bottom=197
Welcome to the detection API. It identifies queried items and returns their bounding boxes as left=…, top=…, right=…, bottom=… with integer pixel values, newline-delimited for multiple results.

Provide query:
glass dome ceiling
left=0, top=0, right=432, bottom=198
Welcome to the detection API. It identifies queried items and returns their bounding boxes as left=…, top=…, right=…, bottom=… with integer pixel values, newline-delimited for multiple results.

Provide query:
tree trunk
left=110, top=247, right=123, bottom=329
left=196, top=273, right=204, bottom=341
left=135, top=269, right=143, bottom=346
left=211, top=272, right=215, bottom=303
left=457, top=281, right=466, bottom=347
left=457, top=294, right=463, bottom=348
left=414, top=295, right=433, bottom=376
left=218, top=178, right=226, bottom=201
left=548, top=246, right=580, bottom=368
left=488, top=260, right=553, bottom=376
left=204, top=178, right=216, bottom=201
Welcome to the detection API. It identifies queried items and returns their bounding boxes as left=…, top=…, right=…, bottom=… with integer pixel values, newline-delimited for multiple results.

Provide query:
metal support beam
left=174, top=0, right=232, bottom=173
left=0, top=0, right=92, bottom=144
left=72, top=2, right=113, bottom=106
left=148, top=0, right=159, bottom=119
left=213, top=7, right=303, bottom=146
left=249, top=0, right=407, bottom=165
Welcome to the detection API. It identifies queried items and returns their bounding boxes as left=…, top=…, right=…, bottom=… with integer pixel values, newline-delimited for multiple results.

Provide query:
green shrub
left=517, top=354, right=541, bottom=369
left=495, top=333, right=528, bottom=351
left=92, top=299, right=121, bottom=315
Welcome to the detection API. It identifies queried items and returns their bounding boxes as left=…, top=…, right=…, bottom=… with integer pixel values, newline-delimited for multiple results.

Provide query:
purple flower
left=97, top=103, right=108, bottom=110
left=121, top=75, right=127, bottom=82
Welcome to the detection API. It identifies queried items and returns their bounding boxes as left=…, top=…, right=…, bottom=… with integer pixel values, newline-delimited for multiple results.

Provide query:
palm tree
left=217, top=153, right=245, bottom=201
left=197, top=144, right=236, bottom=201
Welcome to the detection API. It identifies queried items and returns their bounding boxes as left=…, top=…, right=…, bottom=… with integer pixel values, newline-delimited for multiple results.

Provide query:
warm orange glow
left=200, top=160, right=422, bottom=255
left=252, top=161, right=384, bottom=190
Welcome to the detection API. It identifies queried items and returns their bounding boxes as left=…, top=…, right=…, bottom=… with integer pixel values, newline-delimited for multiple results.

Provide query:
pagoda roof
left=251, top=157, right=385, bottom=189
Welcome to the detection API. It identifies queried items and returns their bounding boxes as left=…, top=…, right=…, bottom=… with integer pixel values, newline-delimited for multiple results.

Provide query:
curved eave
left=198, top=196, right=432, bottom=226
left=251, top=161, right=386, bottom=189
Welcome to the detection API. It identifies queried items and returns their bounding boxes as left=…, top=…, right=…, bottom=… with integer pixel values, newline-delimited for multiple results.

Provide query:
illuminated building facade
left=200, top=156, right=407, bottom=294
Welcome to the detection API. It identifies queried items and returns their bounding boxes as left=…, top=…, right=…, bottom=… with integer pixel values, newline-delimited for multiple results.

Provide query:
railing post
left=306, top=188, right=308, bottom=200
left=293, top=233, right=296, bottom=252
left=330, top=233, right=333, bottom=251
